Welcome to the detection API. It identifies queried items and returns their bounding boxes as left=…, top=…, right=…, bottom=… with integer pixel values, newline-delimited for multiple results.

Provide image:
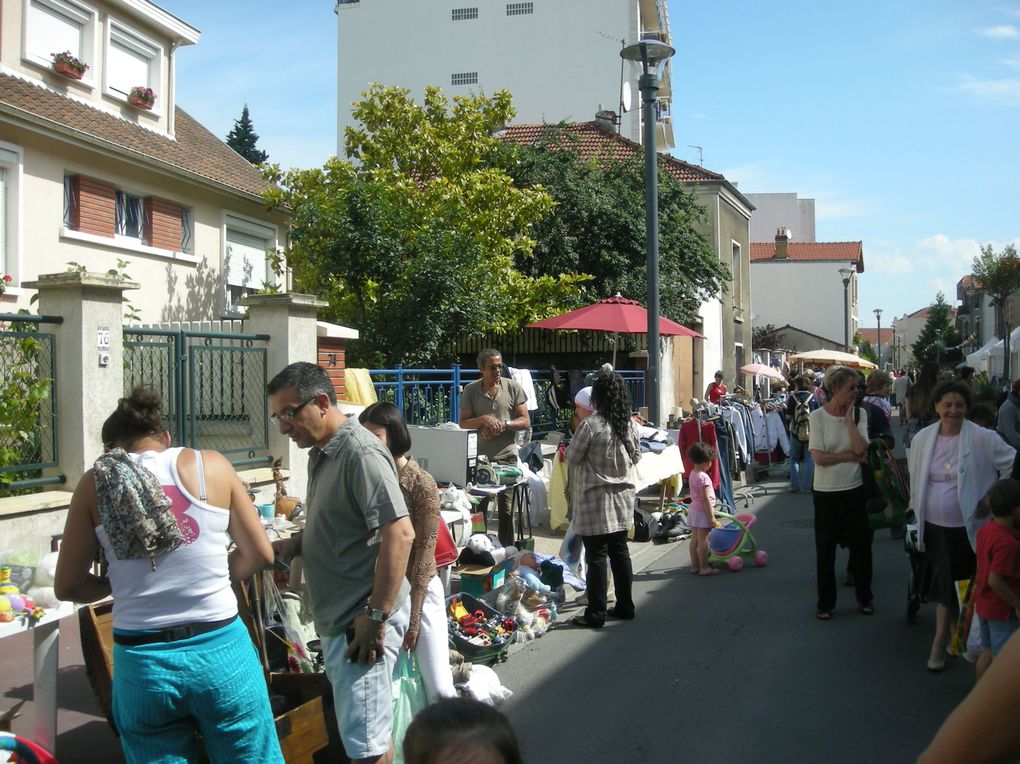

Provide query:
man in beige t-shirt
left=460, top=348, right=529, bottom=545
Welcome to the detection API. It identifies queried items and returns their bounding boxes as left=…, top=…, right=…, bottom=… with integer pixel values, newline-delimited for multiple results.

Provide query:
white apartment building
left=334, top=0, right=675, bottom=153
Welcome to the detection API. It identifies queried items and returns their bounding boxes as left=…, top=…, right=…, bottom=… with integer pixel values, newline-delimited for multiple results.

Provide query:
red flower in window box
left=51, top=51, right=88, bottom=80
left=128, top=86, right=156, bottom=110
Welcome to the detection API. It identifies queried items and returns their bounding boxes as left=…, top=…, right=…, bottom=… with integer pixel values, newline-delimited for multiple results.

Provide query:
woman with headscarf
left=565, top=371, right=640, bottom=628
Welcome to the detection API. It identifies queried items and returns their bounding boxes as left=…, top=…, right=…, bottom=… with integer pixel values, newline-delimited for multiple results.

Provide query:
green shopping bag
left=392, top=650, right=427, bottom=764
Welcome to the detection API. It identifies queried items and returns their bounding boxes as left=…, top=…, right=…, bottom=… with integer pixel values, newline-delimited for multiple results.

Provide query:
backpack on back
left=792, top=393, right=813, bottom=442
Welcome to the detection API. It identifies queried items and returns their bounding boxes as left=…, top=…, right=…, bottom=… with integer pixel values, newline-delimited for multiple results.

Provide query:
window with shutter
left=0, top=168, right=6, bottom=276
left=224, top=223, right=273, bottom=314
left=108, top=23, right=160, bottom=98
left=24, top=0, right=95, bottom=73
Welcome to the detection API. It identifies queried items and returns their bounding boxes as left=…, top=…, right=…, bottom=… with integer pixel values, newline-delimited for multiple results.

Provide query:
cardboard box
left=456, top=561, right=509, bottom=597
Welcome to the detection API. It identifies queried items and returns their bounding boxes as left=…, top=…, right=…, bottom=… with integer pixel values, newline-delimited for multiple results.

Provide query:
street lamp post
left=621, top=39, right=675, bottom=426
left=874, top=308, right=883, bottom=369
left=839, top=267, right=853, bottom=352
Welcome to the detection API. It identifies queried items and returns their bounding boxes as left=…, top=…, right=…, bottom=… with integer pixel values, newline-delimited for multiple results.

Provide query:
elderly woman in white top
left=808, top=366, right=872, bottom=620
left=908, top=380, right=1015, bottom=672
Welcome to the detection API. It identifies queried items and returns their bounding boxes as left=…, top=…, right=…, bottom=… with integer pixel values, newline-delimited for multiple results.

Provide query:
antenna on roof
left=688, top=145, right=703, bottom=166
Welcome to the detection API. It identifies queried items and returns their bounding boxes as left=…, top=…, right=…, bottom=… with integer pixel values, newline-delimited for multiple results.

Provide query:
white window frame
left=22, top=0, right=98, bottom=86
left=222, top=212, right=278, bottom=316
left=451, top=7, right=478, bottom=20
left=105, top=19, right=162, bottom=104
left=506, top=2, right=534, bottom=16
left=731, top=239, right=742, bottom=309
left=451, top=72, right=478, bottom=86
left=0, top=144, right=24, bottom=292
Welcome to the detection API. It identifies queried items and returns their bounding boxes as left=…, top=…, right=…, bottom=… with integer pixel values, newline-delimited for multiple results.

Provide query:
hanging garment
left=747, top=404, right=768, bottom=453
left=677, top=419, right=721, bottom=489
left=508, top=367, right=539, bottom=412
left=714, top=421, right=736, bottom=509
left=765, top=409, right=791, bottom=456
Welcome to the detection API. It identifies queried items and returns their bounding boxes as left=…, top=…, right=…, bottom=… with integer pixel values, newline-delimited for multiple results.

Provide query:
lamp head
left=621, top=40, right=675, bottom=77
left=874, top=308, right=883, bottom=320
left=838, top=267, right=853, bottom=285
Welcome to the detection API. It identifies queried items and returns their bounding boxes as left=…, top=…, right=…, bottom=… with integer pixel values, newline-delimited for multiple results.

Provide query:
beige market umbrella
left=739, top=362, right=785, bottom=381
left=788, top=349, right=878, bottom=370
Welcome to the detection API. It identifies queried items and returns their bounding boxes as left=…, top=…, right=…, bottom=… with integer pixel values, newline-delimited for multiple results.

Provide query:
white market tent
left=966, top=336, right=1000, bottom=374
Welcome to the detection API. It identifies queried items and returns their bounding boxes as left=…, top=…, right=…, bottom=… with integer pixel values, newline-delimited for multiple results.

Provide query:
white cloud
left=931, top=277, right=949, bottom=295
left=916, top=233, right=983, bottom=271
left=1001, top=54, right=1020, bottom=69
left=981, top=24, right=1020, bottom=38
left=867, top=249, right=914, bottom=275
left=952, top=74, right=1020, bottom=102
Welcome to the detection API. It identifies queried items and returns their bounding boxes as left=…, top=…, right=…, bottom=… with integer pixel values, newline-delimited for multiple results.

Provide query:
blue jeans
left=789, top=437, right=814, bottom=492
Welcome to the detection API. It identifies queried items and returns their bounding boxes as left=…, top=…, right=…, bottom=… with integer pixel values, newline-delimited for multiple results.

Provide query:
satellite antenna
left=621, top=81, right=632, bottom=112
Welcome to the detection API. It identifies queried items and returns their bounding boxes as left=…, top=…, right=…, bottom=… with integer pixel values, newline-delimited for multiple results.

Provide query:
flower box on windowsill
left=53, top=60, right=85, bottom=80
left=127, top=93, right=154, bottom=110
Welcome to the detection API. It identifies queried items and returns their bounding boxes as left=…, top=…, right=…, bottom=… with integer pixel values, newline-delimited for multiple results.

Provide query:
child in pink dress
left=687, top=443, right=719, bottom=576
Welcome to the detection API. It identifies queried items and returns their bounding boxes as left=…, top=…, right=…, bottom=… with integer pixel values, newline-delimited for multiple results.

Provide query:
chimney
left=594, top=110, right=618, bottom=133
left=774, top=227, right=789, bottom=259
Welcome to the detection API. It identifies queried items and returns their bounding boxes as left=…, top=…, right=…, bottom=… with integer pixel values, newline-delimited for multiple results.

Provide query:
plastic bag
left=392, top=651, right=427, bottom=764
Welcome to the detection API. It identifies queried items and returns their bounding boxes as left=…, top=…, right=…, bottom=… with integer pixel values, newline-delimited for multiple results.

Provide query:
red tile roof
left=501, top=122, right=727, bottom=184
left=0, top=73, right=270, bottom=199
left=750, top=241, right=864, bottom=270
left=904, top=305, right=957, bottom=319
left=858, top=328, right=894, bottom=345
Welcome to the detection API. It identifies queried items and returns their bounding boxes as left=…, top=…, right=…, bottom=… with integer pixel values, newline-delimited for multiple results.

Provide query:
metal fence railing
left=368, top=365, right=646, bottom=435
left=0, top=313, right=62, bottom=495
left=124, top=326, right=271, bottom=467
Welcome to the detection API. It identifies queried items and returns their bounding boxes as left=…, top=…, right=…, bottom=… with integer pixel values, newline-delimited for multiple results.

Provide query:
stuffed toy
left=25, top=552, right=60, bottom=610
left=0, top=567, right=40, bottom=623
left=457, top=533, right=517, bottom=567
left=462, top=664, right=513, bottom=705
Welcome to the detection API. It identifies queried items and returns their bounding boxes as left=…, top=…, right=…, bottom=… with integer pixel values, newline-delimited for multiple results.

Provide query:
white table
left=0, top=601, right=75, bottom=753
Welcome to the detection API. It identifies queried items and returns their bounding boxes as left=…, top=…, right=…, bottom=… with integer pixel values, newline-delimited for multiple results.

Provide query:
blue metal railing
left=367, top=365, right=646, bottom=434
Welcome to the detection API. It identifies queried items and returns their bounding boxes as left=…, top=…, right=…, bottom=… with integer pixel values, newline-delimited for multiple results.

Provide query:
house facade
left=892, top=305, right=958, bottom=365
left=0, top=0, right=288, bottom=320
left=956, top=274, right=996, bottom=353
left=335, top=0, right=675, bottom=153
left=750, top=232, right=864, bottom=350
left=746, top=192, right=816, bottom=244
left=501, top=121, right=753, bottom=414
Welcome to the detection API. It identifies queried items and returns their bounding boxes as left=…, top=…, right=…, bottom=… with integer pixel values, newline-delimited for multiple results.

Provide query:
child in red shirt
left=973, top=478, right=1020, bottom=680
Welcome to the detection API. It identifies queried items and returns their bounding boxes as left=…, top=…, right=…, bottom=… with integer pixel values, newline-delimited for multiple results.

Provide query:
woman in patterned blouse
left=565, top=371, right=641, bottom=628
left=360, top=402, right=457, bottom=700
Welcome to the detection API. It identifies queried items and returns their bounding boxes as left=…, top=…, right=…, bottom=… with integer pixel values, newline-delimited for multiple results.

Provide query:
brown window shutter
left=143, top=197, right=184, bottom=251
left=70, top=176, right=116, bottom=237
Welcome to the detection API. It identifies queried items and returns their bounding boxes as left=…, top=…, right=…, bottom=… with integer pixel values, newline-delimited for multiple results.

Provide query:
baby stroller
left=707, top=511, right=768, bottom=572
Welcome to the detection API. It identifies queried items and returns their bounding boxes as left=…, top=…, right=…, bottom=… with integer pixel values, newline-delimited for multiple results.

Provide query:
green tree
left=499, top=128, right=729, bottom=324
left=263, top=86, right=585, bottom=366
left=972, top=243, right=1020, bottom=379
left=226, top=104, right=269, bottom=165
left=752, top=324, right=786, bottom=350
left=912, top=292, right=963, bottom=367
left=858, top=338, right=878, bottom=364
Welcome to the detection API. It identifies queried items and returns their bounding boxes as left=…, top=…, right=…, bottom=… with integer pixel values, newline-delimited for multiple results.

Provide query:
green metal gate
left=123, top=327, right=271, bottom=467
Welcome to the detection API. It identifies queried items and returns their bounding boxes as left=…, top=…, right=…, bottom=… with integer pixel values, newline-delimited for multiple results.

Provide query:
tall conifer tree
left=226, top=104, right=268, bottom=164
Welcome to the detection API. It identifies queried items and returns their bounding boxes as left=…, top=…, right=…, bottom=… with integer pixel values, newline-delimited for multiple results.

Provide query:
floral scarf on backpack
left=93, top=448, right=184, bottom=570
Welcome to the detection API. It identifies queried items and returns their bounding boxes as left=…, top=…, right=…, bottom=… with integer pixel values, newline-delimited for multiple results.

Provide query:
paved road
left=497, top=480, right=975, bottom=764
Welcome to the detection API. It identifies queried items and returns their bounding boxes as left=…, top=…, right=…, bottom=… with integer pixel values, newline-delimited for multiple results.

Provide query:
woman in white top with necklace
left=908, top=380, right=1015, bottom=672
left=808, top=366, right=871, bottom=620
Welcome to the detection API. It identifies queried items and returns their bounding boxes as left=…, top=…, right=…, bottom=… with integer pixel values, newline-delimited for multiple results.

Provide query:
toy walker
left=707, top=511, right=768, bottom=572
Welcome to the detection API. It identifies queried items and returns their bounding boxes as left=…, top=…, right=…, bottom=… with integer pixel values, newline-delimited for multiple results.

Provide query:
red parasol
left=527, top=293, right=704, bottom=337
left=527, top=293, right=704, bottom=365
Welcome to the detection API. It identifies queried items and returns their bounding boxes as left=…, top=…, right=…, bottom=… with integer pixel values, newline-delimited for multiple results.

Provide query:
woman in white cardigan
left=908, top=380, right=1015, bottom=672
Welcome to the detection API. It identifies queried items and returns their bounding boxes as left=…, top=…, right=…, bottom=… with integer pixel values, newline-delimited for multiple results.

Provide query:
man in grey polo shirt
left=460, top=348, right=529, bottom=546
left=268, top=362, right=414, bottom=764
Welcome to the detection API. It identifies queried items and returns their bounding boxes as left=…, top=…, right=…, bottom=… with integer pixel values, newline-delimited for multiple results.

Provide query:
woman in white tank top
left=55, top=387, right=280, bottom=763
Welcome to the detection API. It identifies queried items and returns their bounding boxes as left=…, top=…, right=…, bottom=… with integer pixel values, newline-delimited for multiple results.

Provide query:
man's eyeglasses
left=270, top=397, right=315, bottom=426
left=485, top=364, right=504, bottom=371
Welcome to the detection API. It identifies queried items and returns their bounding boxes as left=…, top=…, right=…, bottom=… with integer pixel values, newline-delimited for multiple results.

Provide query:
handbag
left=434, top=518, right=459, bottom=568
left=391, top=651, right=428, bottom=764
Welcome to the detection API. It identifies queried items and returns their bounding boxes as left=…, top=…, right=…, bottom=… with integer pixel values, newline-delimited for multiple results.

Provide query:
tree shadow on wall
left=160, top=256, right=221, bottom=322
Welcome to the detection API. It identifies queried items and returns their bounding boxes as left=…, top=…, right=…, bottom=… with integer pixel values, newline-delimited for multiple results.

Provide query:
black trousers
left=814, top=486, right=873, bottom=612
left=582, top=530, right=635, bottom=625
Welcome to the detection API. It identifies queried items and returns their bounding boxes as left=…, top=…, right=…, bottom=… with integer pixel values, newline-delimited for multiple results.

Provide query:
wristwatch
left=364, top=605, right=389, bottom=623
left=504, top=419, right=512, bottom=430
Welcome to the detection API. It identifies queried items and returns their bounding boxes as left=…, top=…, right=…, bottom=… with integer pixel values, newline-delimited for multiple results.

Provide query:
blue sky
left=163, top=0, right=1019, bottom=330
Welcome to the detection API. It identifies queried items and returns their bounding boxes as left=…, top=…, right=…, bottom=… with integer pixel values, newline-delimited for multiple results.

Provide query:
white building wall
left=746, top=192, right=816, bottom=243
left=750, top=260, right=854, bottom=347
left=698, top=295, right=723, bottom=396
left=336, top=0, right=673, bottom=153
